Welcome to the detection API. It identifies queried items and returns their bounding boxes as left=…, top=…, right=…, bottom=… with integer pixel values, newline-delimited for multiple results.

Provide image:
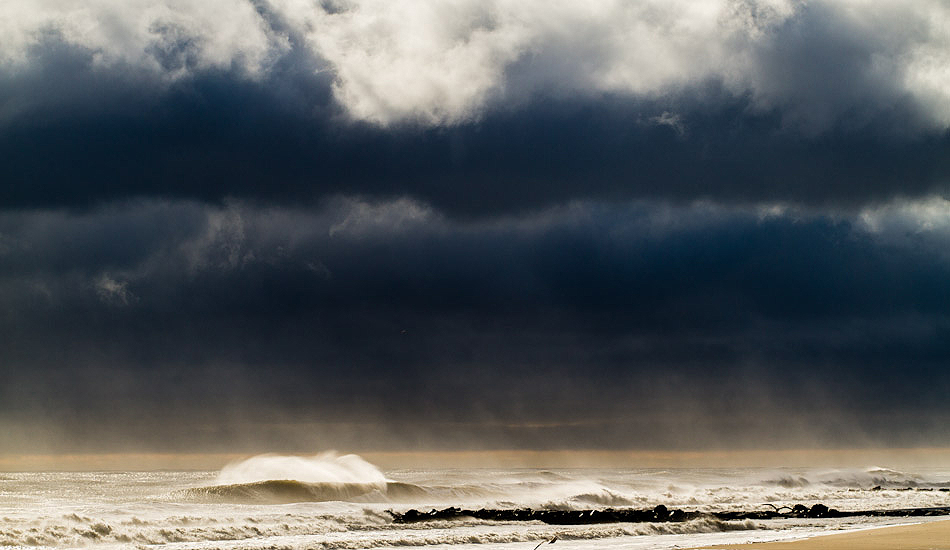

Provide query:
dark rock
left=807, top=504, right=829, bottom=518
left=790, top=504, right=809, bottom=517
left=389, top=503, right=950, bottom=525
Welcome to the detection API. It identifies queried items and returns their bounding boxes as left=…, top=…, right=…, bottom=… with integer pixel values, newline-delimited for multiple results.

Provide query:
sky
left=2, top=0, right=950, bottom=459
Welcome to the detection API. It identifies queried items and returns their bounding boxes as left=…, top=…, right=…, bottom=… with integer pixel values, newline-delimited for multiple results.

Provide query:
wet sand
left=698, top=518, right=950, bottom=549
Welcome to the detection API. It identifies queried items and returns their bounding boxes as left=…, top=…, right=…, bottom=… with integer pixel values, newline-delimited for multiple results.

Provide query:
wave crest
left=570, top=490, right=637, bottom=507
left=182, top=479, right=429, bottom=504
left=216, top=452, right=386, bottom=485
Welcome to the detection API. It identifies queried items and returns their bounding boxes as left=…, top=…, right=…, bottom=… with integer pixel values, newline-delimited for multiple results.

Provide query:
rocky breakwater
left=389, top=503, right=950, bottom=525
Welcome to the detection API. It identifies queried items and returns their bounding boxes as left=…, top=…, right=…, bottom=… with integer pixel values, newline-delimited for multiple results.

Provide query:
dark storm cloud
left=2, top=67, right=948, bottom=216
left=3, top=1, right=950, bottom=455
left=1, top=2, right=950, bottom=215
left=2, top=200, right=949, bottom=451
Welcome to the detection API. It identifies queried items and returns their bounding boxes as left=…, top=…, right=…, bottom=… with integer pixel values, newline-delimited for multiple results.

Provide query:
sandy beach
left=698, top=518, right=950, bottom=550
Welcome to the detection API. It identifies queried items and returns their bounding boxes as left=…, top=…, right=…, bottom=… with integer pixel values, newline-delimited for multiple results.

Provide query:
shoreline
left=696, top=517, right=950, bottom=549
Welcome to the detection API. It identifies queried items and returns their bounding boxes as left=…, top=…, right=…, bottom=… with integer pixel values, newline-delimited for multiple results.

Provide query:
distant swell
left=765, top=476, right=811, bottom=488
left=182, top=480, right=429, bottom=504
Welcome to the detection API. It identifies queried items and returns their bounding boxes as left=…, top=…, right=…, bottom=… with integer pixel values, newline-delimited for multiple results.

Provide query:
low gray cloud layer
left=2, top=199, right=949, bottom=452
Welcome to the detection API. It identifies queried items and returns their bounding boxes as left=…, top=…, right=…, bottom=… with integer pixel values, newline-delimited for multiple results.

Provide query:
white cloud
left=181, top=201, right=251, bottom=271
left=272, top=0, right=530, bottom=125
left=95, top=274, right=137, bottom=305
left=268, top=0, right=766, bottom=124
left=328, top=197, right=434, bottom=236
left=3, top=0, right=950, bottom=128
left=859, top=196, right=950, bottom=236
left=0, top=0, right=287, bottom=78
left=900, top=0, right=950, bottom=129
left=650, top=111, right=686, bottom=135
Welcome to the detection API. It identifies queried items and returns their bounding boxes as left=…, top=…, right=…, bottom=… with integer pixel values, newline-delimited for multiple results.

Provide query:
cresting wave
left=182, top=454, right=950, bottom=506
left=215, top=452, right=387, bottom=486
left=185, top=452, right=639, bottom=505
left=180, top=452, right=433, bottom=503
left=180, top=479, right=631, bottom=505
left=181, top=479, right=429, bottom=504
left=761, top=466, right=950, bottom=490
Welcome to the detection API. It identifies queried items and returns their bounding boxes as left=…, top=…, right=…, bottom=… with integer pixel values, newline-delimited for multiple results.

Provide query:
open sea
left=3, top=453, right=950, bottom=549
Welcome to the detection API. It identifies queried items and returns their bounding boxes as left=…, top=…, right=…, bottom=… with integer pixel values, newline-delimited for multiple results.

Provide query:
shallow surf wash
left=2, top=453, right=950, bottom=549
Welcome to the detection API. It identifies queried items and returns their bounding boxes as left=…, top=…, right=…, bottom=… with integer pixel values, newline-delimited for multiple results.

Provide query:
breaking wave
left=760, top=467, right=950, bottom=491
left=178, top=452, right=434, bottom=503
left=186, top=480, right=373, bottom=503
left=179, top=455, right=950, bottom=509
left=215, top=452, right=386, bottom=485
left=569, top=490, right=638, bottom=507
left=182, top=479, right=428, bottom=504
left=181, top=479, right=638, bottom=506
left=184, top=452, right=650, bottom=506
left=764, top=476, right=811, bottom=488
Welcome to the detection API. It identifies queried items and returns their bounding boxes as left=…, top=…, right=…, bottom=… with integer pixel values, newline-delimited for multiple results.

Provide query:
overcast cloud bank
left=3, top=1, right=950, bottom=213
left=2, top=198, right=949, bottom=452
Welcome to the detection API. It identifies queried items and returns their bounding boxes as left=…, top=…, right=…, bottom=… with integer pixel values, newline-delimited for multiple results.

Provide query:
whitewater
left=3, top=453, right=950, bottom=549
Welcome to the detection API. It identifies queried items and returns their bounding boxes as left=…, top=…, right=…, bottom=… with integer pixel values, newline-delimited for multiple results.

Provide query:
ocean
left=3, top=453, right=949, bottom=549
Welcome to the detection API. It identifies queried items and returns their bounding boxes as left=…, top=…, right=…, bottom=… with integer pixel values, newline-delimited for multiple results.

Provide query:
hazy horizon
left=6, top=447, right=950, bottom=473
